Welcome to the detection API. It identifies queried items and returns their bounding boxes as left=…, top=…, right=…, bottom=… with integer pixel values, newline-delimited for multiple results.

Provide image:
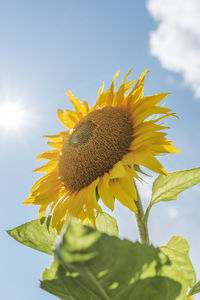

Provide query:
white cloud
left=147, top=0, right=200, bottom=98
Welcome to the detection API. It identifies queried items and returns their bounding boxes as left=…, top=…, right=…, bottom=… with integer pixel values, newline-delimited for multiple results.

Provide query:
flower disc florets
left=58, top=106, right=133, bottom=191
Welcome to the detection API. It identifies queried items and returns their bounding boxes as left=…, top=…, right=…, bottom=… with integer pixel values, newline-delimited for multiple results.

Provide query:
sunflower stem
left=134, top=181, right=150, bottom=244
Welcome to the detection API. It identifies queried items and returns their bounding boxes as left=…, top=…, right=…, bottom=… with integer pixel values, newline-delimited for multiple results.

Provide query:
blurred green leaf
left=150, top=167, right=200, bottom=205
left=41, top=220, right=186, bottom=300
left=187, top=280, right=200, bottom=297
left=160, top=235, right=196, bottom=287
left=95, top=212, right=118, bottom=236
left=7, top=217, right=57, bottom=255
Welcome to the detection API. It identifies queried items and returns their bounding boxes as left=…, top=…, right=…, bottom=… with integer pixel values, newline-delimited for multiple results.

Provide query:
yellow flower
left=24, top=69, right=180, bottom=232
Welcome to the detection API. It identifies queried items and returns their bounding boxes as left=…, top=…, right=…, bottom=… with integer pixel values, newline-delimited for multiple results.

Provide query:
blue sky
left=1, top=1, right=200, bottom=299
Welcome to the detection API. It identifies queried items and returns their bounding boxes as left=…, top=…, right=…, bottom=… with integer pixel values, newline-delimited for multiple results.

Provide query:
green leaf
left=41, top=220, right=186, bottom=300
left=7, top=217, right=57, bottom=255
left=187, top=280, right=200, bottom=297
left=95, top=212, right=119, bottom=236
left=150, top=167, right=200, bottom=205
left=7, top=212, right=117, bottom=255
left=41, top=259, right=102, bottom=300
left=160, top=235, right=196, bottom=287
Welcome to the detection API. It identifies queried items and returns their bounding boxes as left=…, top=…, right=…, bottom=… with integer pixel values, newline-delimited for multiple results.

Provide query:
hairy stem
left=134, top=181, right=150, bottom=244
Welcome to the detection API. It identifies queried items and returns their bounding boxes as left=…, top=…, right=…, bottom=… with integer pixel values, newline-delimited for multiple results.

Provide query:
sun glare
left=0, top=102, right=25, bottom=130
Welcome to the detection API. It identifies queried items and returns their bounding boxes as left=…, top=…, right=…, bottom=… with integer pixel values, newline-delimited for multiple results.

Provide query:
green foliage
left=8, top=168, right=200, bottom=300
left=7, top=216, right=57, bottom=255
left=150, top=167, right=200, bottom=205
left=144, top=167, right=200, bottom=224
left=7, top=212, right=118, bottom=254
left=41, top=220, right=186, bottom=300
left=160, top=235, right=196, bottom=287
left=95, top=212, right=119, bottom=236
left=187, top=280, right=200, bottom=297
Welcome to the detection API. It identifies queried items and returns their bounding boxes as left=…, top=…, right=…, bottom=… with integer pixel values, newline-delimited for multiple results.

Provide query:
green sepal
left=187, top=281, right=200, bottom=297
left=134, top=164, right=150, bottom=176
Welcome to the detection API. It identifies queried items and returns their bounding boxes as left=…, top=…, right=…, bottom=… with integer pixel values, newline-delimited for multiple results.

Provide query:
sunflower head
left=24, top=68, right=180, bottom=233
left=58, top=106, right=134, bottom=191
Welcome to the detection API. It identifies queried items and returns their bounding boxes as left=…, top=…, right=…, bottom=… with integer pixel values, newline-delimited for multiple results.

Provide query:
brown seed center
left=58, top=106, right=133, bottom=191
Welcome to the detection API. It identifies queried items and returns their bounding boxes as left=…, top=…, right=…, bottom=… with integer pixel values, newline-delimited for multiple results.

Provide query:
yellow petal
left=47, top=140, right=63, bottom=150
left=84, top=178, right=100, bottom=226
left=52, top=195, right=72, bottom=228
left=57, top=109, right=75, bottom=129
left=85, top=202, right=96, bottom=227
left=93, top=90, right=111, bottom=109
left=124, top=165, right=139, bottom=179
left=88, top=178, right=101, bottom=210
left=37, top=150, right=59, bottom=162
left=56, top=217, right=66, bottom=233
left=130, top=132, right=167, bottom=151
left=133, top=106, right=172, bottom=127
left=135, top=152, right=167, bottom=175
left=43, top=134, right=64, bottom=143
left=96, top=81, right=105, bottom=106
left=65, top=110, right=80, bottom=123
left=130, top=93, right=170, bottom=118
left=123, top=79, right=137, bottom=94
left=113, top=69, right=133, bottom=107
left=82, top=218, right=89, bottom=226
left=83, top=99, right=90, bottom=114
left=24, top=171, right=64, bottom=205
left=78, top=209, right=87, bottom=221
left=125, top=70, right=149, bottom=108
left=114, top=68, right=134, bottom=106
left=25, top=174, right=49, bottom=196
left=132, top=70, right=149, bottom=98
left=152, top=113, right=179, bottom=123
left=105, top=70, right=120, bottom=106
left=113, top=70, right=120, bottom=82
left=66, top=91, right=84, bottom=116
left=98, top=173, right=115, bottom=210
left=150, top=144, right=181, bottom=154
left=122, top=68, right=133, bottom=85
left=109, top=161, right=127, bottom=179
left=110, top=178, right=138, bottom=213
left=33, top=187, right=65, bottom=205
left=39, top=204, right=48, bottom=218
left=69, top=190, right=86, bottom=216
left=133, top=122, right=169, bottom=137
left=121, top=152, right=137, bottom=165
left=52, top=189, right=87, bottom=228
left=33, top=160, right=57, bottom=173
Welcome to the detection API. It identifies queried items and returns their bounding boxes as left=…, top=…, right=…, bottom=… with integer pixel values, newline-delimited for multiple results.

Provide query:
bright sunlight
left=0, top=102, right=25, bottom=130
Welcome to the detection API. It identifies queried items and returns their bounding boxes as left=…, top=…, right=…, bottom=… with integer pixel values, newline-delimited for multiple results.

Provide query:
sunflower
left=24, top=69, right=180, bottom=233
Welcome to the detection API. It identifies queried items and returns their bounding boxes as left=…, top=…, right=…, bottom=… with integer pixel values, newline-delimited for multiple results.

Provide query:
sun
left=0, top=102, right=25, bottom=130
